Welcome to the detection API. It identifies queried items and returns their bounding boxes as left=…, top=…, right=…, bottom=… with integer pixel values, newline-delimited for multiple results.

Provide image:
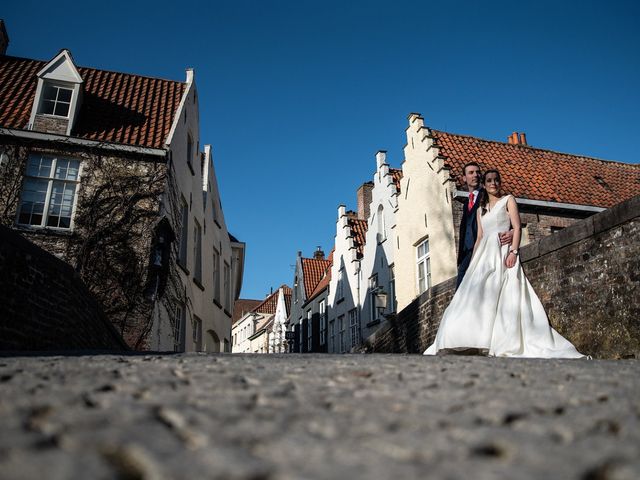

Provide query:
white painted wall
left=150, top=70, right=240, bottom=352
left=394, top=113, right=458, bottom=311
left=327, top=206, right=362, bottom=353
left=359, top=151, right=399, bottom=340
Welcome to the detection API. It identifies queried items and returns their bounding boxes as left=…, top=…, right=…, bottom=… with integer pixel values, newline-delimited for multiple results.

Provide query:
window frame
left=416, top=238, right=431, bottom=294
left=193, top=219, right=202, bottom=284
left=178, top=197, right=189, bottom=269
left=306, top=310, right=313, bottom=351
left=319, top=299, right=327, bottom=345
left=349, top=308, right=360, bottom=348
left=16, top=153, right=81, bottom=231
left=38, top=83, right=74, bottom=118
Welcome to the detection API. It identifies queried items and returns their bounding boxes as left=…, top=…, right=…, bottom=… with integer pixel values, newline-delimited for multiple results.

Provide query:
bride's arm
left=505, top=196, right=522, bottom=268
left=471, top=208, right=484, bottom=261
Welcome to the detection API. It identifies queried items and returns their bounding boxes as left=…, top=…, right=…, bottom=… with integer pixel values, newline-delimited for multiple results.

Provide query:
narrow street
left=1, top=354, right=638, bottom=479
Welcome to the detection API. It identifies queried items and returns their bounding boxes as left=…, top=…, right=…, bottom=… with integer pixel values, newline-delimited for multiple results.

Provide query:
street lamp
left=374, top=286, right=388, bottom=319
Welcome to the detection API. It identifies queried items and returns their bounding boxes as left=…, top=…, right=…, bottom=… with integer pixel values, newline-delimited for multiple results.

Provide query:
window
left=39, top=84, right=72, bottom=117
left=319, top=300, right=327, bottom=345
left=389, top=265, right=396, bottom=313
left=187, top=133, right=194, bottom=173
left=417, top=239, right=431, bottom=294
left=223, top=262, right=231, bottom=311
left=329, top=319, right=335, bottom=353
left=369, top=274, right=379, bottom=323
left=212, top=248, right=220, bottom=303
left=349, top=308, right=360, bottom=348
left=193, top=220, right=202, bottom=283
left=179, top=197, right=189, bottom=268
left=377, top=204, right=385, bottom=242
left=17, top=154, right=80, bottom=229
left=338, top=315, right=346, bottom=353
left=193, top=316, right=202, bottom=351
left=307, top=310, right=313, bottom=351
left=173, top=304, right=185, bottom=352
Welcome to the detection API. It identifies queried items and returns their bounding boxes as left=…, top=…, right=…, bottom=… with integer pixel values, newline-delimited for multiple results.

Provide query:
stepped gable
left=0, top=54, right=186, bottom=149
left=430, top=129, right=640, bottom=208
left=301, top=257, right=332, bottom=299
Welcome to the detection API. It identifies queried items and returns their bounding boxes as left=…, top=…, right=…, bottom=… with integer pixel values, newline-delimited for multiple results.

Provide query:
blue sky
left=4, top=1, right=639, bottom=299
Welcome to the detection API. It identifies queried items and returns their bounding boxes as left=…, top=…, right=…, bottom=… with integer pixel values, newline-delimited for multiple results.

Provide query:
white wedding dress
left=424, top=195, right=584, bottom=358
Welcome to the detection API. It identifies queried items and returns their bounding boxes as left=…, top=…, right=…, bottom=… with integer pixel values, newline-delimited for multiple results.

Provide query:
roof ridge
left=431, top=129, right=636, bottom=167
left=1, top=54, right=186, bottom=86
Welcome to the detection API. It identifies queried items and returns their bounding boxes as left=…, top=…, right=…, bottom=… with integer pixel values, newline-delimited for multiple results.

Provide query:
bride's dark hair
left=480, top=169, right=502, bottom=216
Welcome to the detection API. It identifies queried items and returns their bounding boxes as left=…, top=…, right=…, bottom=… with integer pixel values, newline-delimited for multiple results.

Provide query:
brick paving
left=0, top=353, right=638, bottom=479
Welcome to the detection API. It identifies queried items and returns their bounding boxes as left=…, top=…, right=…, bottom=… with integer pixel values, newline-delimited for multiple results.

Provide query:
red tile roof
left=232, top=299, right=262, bottom=324
left=306, top=249, right=334, bottom=302
left=431, top=130, right=640, bottom=208
left=390, top=168, right=403, bottom=193
left=254, top=285, right=292, bottom=315
left=348, top=218, right=368, bottom=258
left=301, top=257, right=332, bottom=299
left=0, top=55, right=186, bottom=149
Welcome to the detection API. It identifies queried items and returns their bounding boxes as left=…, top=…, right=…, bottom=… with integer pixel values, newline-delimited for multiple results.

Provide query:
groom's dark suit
left=456, top=188, right=485, bottom=289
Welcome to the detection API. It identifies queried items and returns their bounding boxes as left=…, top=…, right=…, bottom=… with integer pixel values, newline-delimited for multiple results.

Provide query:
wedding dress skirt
left=424, top=195, right=584, bottom=358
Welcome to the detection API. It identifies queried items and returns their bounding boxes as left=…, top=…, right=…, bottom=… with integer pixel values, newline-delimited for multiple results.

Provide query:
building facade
left=394, top=112, right=640, bottom=311
left=0, top=26, right=243, bottom=351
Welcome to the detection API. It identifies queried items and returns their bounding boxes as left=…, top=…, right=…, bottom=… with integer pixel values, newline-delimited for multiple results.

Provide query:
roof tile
left=0, top=55, right=186, bottom=150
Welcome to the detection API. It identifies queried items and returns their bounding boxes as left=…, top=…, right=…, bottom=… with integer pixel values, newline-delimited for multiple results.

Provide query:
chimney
left=0, top=20, right=9, bottom=55
left=313, top=246, right=325, bottom=260
left=507, top=132, right=528, bottom=145
left=519, top=133, right=527, bottom=145
left=356, top=181, right=374, bottom=220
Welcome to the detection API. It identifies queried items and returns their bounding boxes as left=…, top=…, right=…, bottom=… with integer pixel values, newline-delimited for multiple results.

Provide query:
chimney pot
left=507, top=136, right=513, bottom=144
left=519, top=133, right=527, bottom=145
left=313, top=247, right=325, bottom=260
left=356, top=182, right=374, bottom=220
left=511, top=132, right=519, bottom=144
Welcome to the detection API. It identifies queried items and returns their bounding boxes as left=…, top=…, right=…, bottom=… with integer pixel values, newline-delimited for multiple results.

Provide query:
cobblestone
left=0, top=354, right=638, bottom=479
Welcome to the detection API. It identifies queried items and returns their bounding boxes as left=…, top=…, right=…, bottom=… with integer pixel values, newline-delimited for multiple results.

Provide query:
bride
left=424, top=169, right=585, bottom=358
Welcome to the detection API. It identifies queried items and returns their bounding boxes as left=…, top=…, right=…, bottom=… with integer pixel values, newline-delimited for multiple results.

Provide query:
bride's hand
left=505, top=251, right=517, bottom=268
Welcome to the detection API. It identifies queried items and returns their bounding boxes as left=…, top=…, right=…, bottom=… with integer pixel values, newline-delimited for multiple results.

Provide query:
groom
left=456, top=162, right=513, bottom=288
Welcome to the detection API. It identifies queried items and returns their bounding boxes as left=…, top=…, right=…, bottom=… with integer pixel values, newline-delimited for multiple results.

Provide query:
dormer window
left=40, top=84, right=73, bottom=117
left=29, top=49, right=83, bottom=135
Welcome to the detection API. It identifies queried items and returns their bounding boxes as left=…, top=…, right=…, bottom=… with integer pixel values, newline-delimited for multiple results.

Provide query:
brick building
left=0, top=21, right=244, bottom=351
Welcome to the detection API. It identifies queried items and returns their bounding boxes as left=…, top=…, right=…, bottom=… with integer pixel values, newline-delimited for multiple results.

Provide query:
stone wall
left=0, top=140, right=169, bottom=350
left=363, top=195, right=640, bottom=359
left=0, top=225, right=127, bottom=351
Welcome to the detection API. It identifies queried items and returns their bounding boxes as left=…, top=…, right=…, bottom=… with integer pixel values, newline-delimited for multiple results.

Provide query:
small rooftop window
left=39, top=84, right=73, bottom=117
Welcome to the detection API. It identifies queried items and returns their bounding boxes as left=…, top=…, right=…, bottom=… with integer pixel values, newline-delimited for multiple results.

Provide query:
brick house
left=394, top=113, right=640, bottom=311
left=0, top=23, right=244, bottom=351
left=288, top=249, right=332, bottom=352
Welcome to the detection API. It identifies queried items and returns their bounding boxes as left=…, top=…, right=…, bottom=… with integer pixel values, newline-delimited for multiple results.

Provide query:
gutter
left=0, top=127, right=167, bottom=157
left=454, top=190, right=606, bottom=213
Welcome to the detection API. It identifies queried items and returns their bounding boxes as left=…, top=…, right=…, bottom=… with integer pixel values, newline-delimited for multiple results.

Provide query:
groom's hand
left=499, top=230, right=514, bottom=246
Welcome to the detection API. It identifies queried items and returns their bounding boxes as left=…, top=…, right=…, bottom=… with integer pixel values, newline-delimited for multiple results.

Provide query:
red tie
left=468, top=192, right=475, bottom=212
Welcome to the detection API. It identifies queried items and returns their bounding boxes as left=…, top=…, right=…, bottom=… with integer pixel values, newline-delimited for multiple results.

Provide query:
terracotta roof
left=306, top=249, right=334, bottom=302
left=301, top=257, right=332, bottom=299
left=390, top=168, right=403, bottom=193
left=254, top=285, right=292, bottom=315
left=0, top=54, right=186, bottom=149
left=348, top=218, right=368, bottom=258
left=232, top=299, right=262, bottom=324
left=431, top=130, right=640, bottom=208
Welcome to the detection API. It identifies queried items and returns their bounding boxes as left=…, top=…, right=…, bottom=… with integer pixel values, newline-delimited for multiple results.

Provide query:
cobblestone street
left=0, top=354, right=638, bottom=480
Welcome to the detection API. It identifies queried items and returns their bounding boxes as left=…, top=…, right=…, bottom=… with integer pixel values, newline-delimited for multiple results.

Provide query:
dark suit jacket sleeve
left=457, top=200, right=469, bottom=266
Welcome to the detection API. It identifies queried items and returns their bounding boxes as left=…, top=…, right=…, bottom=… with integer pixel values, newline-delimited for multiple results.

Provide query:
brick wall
left=363, top=195, right=640, bottom=359
left=0, top=226, right=128, bottom=351
left=32, top=115, right=68, bottom=135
